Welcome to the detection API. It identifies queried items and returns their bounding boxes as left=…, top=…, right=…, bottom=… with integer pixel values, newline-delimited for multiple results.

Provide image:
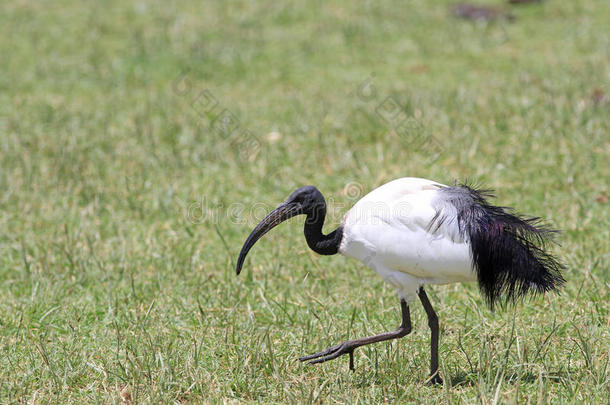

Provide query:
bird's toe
left=299, top=342, right=355, bottom=365
left=299, top=343, right=343, bottom=362
left=426, top=373, right=443, bottom=385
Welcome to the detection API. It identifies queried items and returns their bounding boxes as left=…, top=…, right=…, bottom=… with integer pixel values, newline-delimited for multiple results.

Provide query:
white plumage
left=339, top=177, right=476, bottom=301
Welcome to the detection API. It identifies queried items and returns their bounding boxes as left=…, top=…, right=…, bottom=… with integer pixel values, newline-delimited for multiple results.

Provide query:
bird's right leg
left=418, top=287, right=443, bottom=385
left=299, top=299, right=411, bottom=370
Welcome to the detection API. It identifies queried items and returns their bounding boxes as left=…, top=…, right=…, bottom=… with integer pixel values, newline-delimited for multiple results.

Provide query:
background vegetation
left=0, top=0, right=608, bottom=402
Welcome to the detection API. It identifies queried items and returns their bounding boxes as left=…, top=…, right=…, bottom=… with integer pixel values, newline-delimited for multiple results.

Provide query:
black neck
left=303, top=202, right=343, bottom=255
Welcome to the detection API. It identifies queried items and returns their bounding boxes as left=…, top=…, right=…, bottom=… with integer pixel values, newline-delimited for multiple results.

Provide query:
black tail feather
left=438, top=183, right=565, bottom=308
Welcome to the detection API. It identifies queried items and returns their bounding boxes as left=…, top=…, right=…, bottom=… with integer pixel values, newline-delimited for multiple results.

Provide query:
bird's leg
left=418, top=287, right=443, bottom=385
left=299, top=299, right=411, bottom=370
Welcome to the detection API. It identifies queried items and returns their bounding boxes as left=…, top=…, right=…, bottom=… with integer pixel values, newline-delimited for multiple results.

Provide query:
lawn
left=0, top=0, right=608, bottom=403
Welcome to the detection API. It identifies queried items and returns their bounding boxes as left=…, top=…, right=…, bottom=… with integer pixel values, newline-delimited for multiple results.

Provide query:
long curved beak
left=236, top=202, right=303, bottom=275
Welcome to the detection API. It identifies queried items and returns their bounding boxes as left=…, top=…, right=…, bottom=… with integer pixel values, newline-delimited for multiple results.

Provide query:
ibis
left=236, top=177, right=564, bottom=383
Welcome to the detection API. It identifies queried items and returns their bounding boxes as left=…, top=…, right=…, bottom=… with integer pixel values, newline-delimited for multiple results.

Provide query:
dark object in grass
left=236, top=178, right=564, bottom=383
left=452, top=3, right=515, bottom=22
left=508, top=0, right=542, bottom=4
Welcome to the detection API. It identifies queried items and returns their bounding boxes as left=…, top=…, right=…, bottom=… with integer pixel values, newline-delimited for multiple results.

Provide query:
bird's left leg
left=299, top=299, right=411, bottom=370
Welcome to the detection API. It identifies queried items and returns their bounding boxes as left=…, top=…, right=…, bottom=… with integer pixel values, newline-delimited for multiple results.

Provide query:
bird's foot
left=299, top=341, right=357, bottom=370
left=426, top=372, right=443, bottom=385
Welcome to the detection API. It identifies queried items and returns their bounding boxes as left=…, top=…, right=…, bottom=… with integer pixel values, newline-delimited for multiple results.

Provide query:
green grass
left=1, top=0, right=608, bottom=402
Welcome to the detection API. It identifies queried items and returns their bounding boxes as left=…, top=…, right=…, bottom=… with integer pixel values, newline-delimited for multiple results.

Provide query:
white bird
left=236, top=177, right=564, bottom=383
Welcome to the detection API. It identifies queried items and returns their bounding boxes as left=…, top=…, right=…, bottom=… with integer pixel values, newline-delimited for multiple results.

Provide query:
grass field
left=1, top=0, right=608, bottom=403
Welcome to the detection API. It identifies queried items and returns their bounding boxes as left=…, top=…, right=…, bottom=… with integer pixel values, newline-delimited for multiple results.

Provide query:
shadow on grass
left=449, top=369, right=569, bottom=388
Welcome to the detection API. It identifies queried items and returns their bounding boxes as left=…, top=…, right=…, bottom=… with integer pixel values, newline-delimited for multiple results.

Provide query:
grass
left=0, top=0, right=608, bottom=402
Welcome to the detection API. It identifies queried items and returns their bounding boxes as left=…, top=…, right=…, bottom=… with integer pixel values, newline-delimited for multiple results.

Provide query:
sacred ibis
left=236, top=177, right=564, bottom=383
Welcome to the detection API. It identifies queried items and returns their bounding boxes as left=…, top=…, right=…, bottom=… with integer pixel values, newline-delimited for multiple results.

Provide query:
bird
left=235, top=177, right=564, bottom=384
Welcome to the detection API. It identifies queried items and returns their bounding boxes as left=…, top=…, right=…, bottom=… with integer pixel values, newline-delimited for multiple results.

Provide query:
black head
left=235, top=186, right=323, bottom=274
left=285, top=186, right=324, bottom=215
